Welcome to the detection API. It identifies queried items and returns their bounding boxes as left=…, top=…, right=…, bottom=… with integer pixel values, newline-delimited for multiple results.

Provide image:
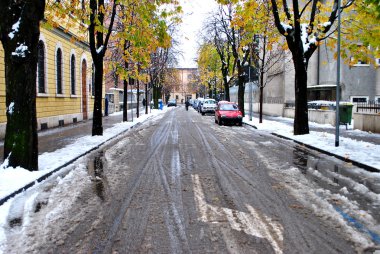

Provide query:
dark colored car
left=167, top=99, right=177, bottom=107
left=215, top=101, right=243, bottom=126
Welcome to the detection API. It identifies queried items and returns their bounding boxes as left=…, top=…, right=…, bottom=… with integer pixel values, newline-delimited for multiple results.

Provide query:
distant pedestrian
left=142, top=98, right=146, bottom=107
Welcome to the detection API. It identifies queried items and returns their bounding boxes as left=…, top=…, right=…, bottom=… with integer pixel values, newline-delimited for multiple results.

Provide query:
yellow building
left=0, top=25, right=100, bottom=138
left=171, top=68, right=198, bottom=104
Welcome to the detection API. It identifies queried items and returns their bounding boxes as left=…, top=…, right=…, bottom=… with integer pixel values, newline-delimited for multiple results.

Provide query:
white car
left=200, top=99, right=217, bottom=115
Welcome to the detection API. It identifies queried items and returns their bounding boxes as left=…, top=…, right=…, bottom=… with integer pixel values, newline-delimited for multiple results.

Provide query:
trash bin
left=158, top=99, right=163, bottom=110
left=339, top=103, right=353, bottom=129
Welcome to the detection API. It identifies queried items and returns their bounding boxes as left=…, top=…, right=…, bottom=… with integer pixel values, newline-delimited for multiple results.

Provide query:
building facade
left=257, top=47, right=380, bottom=105
left=170, top=68, right=198, bottom=104
left=307, top=46, right=380, bottom=103
left=0, top=25, right=98, bottom=138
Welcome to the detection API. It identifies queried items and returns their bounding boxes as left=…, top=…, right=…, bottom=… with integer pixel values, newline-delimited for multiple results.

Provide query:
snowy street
left=1, top=106, right=379, bottom=253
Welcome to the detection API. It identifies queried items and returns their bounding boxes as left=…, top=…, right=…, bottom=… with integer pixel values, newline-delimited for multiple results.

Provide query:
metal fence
left=356, top=101, right=380, bottom=113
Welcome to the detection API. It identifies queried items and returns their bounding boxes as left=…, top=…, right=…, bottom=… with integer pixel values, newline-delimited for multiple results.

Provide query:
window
left=91, top=64, right=95, bottom=96
left=37, top=40, right=45, bottom=93
left=350, top=45, right=370, bottom=66
left=56, top=48, right=63, bottom=94
left=71, top=54, right=76, bottom=95
left=350, top=96, right=369, bottom=103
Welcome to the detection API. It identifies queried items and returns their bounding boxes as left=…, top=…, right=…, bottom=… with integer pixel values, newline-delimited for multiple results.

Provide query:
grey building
left=259, top=46, right=380, bottom=104
left=307, top=45, right=380, bottom=103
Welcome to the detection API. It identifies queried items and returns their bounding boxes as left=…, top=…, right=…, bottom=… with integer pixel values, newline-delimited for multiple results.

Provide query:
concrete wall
left=248, top=103, right=284, bottom=116
left=283, top=56, right=295, bottom=102
left=284, top=108, right=336, bottom=126
left=354, top=113, right=380, bottom=133
left=308, top=109, right=336, bottom=125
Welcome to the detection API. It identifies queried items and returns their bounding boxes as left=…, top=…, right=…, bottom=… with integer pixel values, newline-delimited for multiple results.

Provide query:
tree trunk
left=92, top=60, right=103, bottom=135
left=259, top=86, right=263, bottom=123
left=129, top=77, right=134, bottom=121
left=223, top=76, right=230, bottom=101
left=153, top=83, right=158, bottom=109
left=237, top=65, right=246, bottom=116
left=0, top=1, right=45, bottom=171
left=122, top=56, right=128, bottom=121
left=293, top=57, right=309, bottom=135
left=136, top=80, right=140, bottom=118
left=145, top=83, right=148, bottom=114
left=123, top=78, right=128, bottom=121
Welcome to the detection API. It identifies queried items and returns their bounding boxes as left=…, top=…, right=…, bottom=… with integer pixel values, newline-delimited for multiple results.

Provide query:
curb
left=0, top=116, right=155, bottom=206
left=271, top=133, right=380, bottom=173
left=243, top=121, right=379, bottom=173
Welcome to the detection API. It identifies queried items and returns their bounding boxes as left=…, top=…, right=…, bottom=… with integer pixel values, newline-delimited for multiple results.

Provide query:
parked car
left=200, top=99, right=217, bottom=115
left=196, top=98, right=205, bottom=112
left=215, top=101, right=243, bottom=126
left=167, top=99, right=177, bottom=107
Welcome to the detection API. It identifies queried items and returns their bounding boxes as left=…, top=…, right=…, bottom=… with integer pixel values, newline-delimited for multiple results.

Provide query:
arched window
left=56, top=48, right=63, bottom=94
left=71, top=54, right=76, bottom=95
left=37, top=40, right=45, bottom=93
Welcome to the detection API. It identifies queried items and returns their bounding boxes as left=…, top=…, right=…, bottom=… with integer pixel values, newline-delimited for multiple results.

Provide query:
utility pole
left=335, top=0, right=342, bottom=147
left=145, top=81, right=148, bottom=114
left=249, top=43, right=253, bottom=122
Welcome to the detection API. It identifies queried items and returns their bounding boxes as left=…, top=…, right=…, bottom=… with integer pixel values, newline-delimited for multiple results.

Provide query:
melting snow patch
left=8, top=19, right=20, bottom=39
left=12, top=44, right=28, bottom=58
left=7, top=102, right=14, bottom=115
left=269, top=164, right=376, bottom=249
left=340, top=187, right=349, bottom=194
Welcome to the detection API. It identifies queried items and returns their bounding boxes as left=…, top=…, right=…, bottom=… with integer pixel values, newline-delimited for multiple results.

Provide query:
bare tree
left=202, top=10, right=233, bottom=101
left=219, top=4, right=250, bottom=115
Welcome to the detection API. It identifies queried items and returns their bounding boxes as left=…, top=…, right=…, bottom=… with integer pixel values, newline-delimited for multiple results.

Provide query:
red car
left=215, top=101, right=243, bottom=126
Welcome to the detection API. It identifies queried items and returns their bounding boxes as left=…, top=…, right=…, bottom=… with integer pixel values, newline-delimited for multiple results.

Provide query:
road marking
left=171, top=150, right=181, bottom=184
left=191, top=174, right=284, bottom=254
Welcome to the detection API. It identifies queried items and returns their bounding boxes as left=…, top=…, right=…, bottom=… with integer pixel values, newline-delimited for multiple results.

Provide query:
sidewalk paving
left=243, top=114, right=380, bottom=172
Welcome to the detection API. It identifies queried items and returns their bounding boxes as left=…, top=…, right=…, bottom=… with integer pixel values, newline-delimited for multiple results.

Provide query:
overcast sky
left=176, top=0, right=218, bottom=68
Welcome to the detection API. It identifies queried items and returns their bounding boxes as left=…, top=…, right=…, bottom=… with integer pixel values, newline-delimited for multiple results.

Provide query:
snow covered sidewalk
left=243, top=116, right=380, bottom=171
left=0, top=108, right=172, bottom=204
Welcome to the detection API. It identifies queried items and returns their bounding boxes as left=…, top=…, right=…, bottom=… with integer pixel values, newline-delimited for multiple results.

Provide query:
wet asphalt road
left=6, top=106, right=379, bottom=253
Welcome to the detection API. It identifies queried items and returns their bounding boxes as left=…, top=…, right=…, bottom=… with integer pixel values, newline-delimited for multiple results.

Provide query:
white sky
left=176, top=0, right=219, bottom=68
left=0, top=108, right=380, bottom=251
